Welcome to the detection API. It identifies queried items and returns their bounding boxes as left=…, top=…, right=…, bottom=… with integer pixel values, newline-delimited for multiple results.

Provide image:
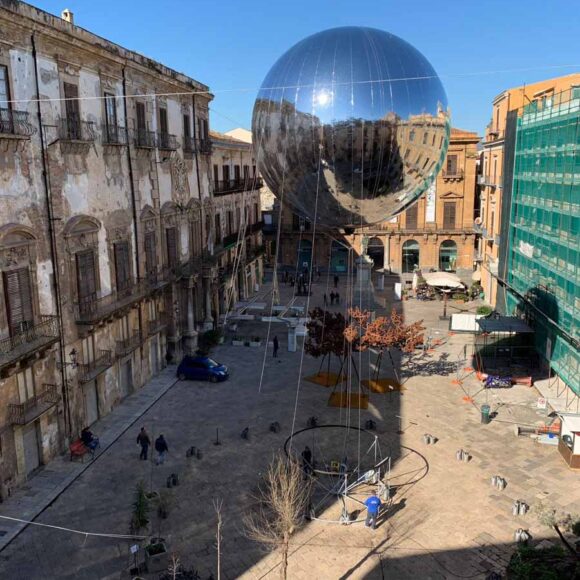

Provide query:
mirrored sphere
left=252, top=26, right=450, bottom=230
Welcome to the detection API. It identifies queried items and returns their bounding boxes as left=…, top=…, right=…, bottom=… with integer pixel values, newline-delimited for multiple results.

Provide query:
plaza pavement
left=0, top=272, right=578, bottom=579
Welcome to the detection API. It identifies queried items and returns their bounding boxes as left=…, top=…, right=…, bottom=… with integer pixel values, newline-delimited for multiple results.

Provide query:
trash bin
left=481, top=404, right=491, bottom=424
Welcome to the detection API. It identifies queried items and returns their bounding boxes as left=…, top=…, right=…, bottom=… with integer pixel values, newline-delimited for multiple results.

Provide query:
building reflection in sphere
left=252, top=26, right=451, bottom=230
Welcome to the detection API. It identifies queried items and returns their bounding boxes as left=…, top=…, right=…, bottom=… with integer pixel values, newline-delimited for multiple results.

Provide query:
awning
left=423, top=272, right=464, bottom=289
left=476, top=316, right=534, bottom=334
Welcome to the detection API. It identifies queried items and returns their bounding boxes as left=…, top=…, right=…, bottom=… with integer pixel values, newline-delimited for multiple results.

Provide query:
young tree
left=244, top=453, right=312, bottom=579
left=534, top=502, right=580, bottom=558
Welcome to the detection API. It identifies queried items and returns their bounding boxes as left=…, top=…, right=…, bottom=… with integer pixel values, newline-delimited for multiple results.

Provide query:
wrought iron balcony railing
left=78, top=350, right=113, bottom=383
left=223, top=232, right=240, bottom=248
left=441, top=169, right=464, bottom=180
left=0, top=316, right=60, bottom=371
left=58, top=116, right=97, bottom=142
left=102, top=123, right=128, bottom=145
left=157, top=132, right=178, bottom=151
left=485, top=126, right=504, bottom=142
left=183, top=136, right=196, bottom=153
left=0, top=108, right=36, bottom=137
left=133, top=128, right=157, bottom=149
left=9, top=383, right=59, bottom=426
left=197, top=138, right=212, bottom=154
left=116, top=332, right=142, bottom=357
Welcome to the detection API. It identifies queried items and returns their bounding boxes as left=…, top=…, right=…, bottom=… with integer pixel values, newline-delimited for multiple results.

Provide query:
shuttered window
left=406, top=204, right=418, bottom=229
left=136, top=102, right=146, bottom=132
left=114, top=242, right=131, bottom=292
left=443, top=202, right=456, bottom=230
left=166, top=227, right=178, bottom=267
left=76, top=250, right=97, bottom=306
left=446, top=154, right=458, bottom=175
left=159, top=107, right=168, bottom=135
left=3, top=268, right=33, bottom=335
left=64, top=83, right=80, bottom=139
left=144, top=231, right=157, bottom=276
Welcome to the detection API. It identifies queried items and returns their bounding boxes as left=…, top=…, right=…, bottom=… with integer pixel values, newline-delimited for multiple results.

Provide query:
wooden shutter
left=76, top=251, right=97, bottom=305
left=406, top=204, right=418, bottom=229
left=223, top=165, right=230, bottom=183
left=144, top=231, right=156, bottom=276
left=136, top=102, right=146, bottom=132
left=234, top=165, right=241, bottom=182
left=166, top=228, right=178, bottom=266
left=213, top=165, right=219, bottom=184
left=64, top=83, right=80, bottom=139
left=183, top=114, right=190, bottom=139
left=159, top=108, right=168, bottom=135
left=443, top=202, right=456, bottom=229
left=446, top=155, right=458, bottom=175
left=114, top=242, right=131, bottom=291
left=3, top=268, right=33, bottom=335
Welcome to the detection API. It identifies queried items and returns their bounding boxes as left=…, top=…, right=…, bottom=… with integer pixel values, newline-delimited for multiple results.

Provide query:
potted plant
left=232, top=335, right=245, bottom=346
left=130, top=481, right=150, bottom=536
left=249, top=336, right=262, bottom=347
left=145, top=537, right=169, bottom=573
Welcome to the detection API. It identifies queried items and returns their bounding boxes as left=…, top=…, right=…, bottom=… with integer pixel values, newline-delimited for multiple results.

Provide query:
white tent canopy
left=423, top=272, right=464, bottom=289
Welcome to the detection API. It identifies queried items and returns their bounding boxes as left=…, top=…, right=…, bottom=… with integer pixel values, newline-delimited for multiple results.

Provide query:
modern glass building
left=504, top=87, right=580, bottom=395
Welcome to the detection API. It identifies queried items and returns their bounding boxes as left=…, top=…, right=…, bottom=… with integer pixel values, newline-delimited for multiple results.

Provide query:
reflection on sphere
left=252, top=26, right=451, bottom=230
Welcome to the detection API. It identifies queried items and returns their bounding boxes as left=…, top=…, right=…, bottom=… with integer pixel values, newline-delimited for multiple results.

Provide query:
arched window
left=402, top=240, right=420, bottom=273
left=439, top=240, right=458, bottom=271
left=367, top=237, right=384, bottom=270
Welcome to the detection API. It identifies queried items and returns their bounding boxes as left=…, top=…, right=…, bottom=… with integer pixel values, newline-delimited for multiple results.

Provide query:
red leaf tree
left=305, top=308, right=347, bottom=378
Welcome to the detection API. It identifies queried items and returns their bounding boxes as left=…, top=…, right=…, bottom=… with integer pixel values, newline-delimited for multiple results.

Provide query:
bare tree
left=213, top=498, right=223, bottom=580
left=244, top=453, right=312, bottom=579
left=534, top=501, right=580, bottom=558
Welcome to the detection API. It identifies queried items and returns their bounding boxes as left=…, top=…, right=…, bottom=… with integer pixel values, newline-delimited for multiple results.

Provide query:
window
left=439, top=240, right=458, bottom=271
left=422, top=132, right=428, bottom=145
left=234, top=165, right=241, bottom=184
left=0, top=65, right=13, bottom=134
left=572, top=86, right=580, bottom=99
left=63, top=82, right=80, bottom=139
left=227, top=211, right=234, bottom=236
left=254, top=203, right=259, bottom=224
left=136, top=102, right=146, bottom=133
left=183, top=114, right=190, bottom=140
left=402, top=240, right=420, bottom=273
left=214, top=214, right=222, bottom=244
left=446, top=154, right=458, bottom=175
left=223, top=165, right=230, bottom=184
left=159, top=107, right=168, bottom=135
left=443, top=202, right=456, bottom=229
left=243, top=165, right=250, bottom=182
left=236, top=207, right=241, bottom=230
left=405, top=204, right=418, bottom=229
left=213, top=164, right=219, bottom=186
left=190, top=220, right=201, bottom=256
left=292, top=213, right=301, bottom=231
left=114, top=242, right=131, bottom=292
left=76, top=250, right=98, bottom=309
left=165, top=227, right=178, bottom=267
left=409, top=129, right=415, bottom=142
left=252, top=165, right=256, bottom=177
left=144, top=231, right=156, bottom=278
left=17, top=368, right=35, bottom=403
left=103, top=93, right=118, bottom=142
left=3, top=268, right=33, bottom=335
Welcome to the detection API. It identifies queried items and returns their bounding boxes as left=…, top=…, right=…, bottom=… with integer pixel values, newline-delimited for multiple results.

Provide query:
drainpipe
left=31, top=33, right=71, bottom=437
left=122, top=67, right=144, bottom=356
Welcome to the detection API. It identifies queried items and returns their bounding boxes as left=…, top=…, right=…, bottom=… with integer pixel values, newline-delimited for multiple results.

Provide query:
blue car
left=177, top=356, right=229, bottom=383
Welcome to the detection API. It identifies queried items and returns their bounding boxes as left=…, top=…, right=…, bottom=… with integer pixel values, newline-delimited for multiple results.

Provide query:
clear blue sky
left=35, top=0, right=580, bottom=135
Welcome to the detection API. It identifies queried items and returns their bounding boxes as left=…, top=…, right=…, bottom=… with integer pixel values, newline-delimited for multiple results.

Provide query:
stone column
left=377, top=273, right=385, bottom=291
left=287, top=322, right=297, bottom=352
left=202, top=274, right=214, bottom=331
left=355, top=254, right=373, bottom=285
left=183, top=277, right=198, bottom=354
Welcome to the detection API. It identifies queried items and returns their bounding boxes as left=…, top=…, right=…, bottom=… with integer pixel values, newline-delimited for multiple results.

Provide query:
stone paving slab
left=0, top=367, right=178, bottom=552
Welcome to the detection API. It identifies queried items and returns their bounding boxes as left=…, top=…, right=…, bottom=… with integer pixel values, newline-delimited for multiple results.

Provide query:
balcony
left=116, top=331, right=142, bottom=357
left=58, top=116, right=97, bottom=142
left=0, top=316, right=60, bottom=372
left=74, top=280, right=152, bottom=324
left=102, top=123, right=128, bottom=146
left=485, top=126, right=504, bottom=142
left=133, top=128, right=156, bottom=149
left=223, top=231, right=240, bottom=248
left=78, top=350, right=113, bottom=383
left=148, top=314, right=168, bottom=336
left=250, top=221, right=264, bottom=233
left=183, top=136, right=196, bottom=154
left=0, top=108, right=35, bottom=137
left=9, top=384, right=59, bottom=426
left=441, top=169, right=464, bottom=181
left=197, top=138, right=212, bottom=155
left=494, top=234, right=501, bottom=246
left=157, top=132, right=178, bottom=151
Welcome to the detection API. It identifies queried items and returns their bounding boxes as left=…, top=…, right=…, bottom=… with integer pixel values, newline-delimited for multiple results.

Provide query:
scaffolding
left=504, top=86, right=580, bottom=395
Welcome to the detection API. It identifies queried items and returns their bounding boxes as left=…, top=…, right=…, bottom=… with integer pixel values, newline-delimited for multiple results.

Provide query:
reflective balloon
left=252, top=26, right=450, bottom=230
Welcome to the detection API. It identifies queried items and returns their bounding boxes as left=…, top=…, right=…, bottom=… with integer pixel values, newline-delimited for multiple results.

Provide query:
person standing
left=335, top=291, right=340, bottom=305
left=334, top=275, right=339, bottom=288
left=136, top=427, right=151, bottom=461
left=273, top=335, right=279, bottom=358
left=301, top=446, right=313, bottom=478
left=323, top=293, right=328, bottom=307
left=364, top=492, right=382, bottom=530
left=155, top=434, right=169, bottom=465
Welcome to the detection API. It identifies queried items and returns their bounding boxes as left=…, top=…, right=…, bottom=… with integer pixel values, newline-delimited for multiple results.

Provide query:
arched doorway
left=331, top=240, right=349, bottom=273
left=402, top=240, right=420, bottom=273
left=298, top=239, right=312, bottom=271
left=367, top=237, right=384, bottom=269
left=439, top=240, right=458, bottom=271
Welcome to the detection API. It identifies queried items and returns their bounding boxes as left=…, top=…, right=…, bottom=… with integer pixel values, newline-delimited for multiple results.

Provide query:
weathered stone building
left=273, top=128, right=480, bottom=283
left=0, top=1, right=261, bottom=492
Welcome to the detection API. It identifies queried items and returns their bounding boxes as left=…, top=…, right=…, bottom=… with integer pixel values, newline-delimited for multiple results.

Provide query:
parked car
left=177, top=356, right=229, bottom=383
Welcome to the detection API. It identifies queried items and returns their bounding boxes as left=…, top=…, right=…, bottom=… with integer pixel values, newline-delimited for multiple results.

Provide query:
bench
left=69, top=439, right=90, bottom=462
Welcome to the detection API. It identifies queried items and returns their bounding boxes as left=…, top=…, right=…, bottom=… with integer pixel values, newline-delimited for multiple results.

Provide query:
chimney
left=61, top=9, right=74, bottom=25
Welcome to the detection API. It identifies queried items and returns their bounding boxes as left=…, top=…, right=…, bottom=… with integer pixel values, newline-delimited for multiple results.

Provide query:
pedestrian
left=284, top=271, right=288, bottom=284
left=136, top=427, right=151, bottom=460
left=334, top=275, right=339, bottom=288
left=290, top=276, right=295, bottom=287
left=155, top=434, right=169, bottom=465
left=323, top=293, right=328, bottom=307
left=335, top=291, right=340, bottom=305
left=301, top=446, right=313, bottom=478
left=273, top=335, right=279, bottom=358
left=364, top=492, right=382, bottom=530
left=330, top=291, right=335, bottom=305
left=316, top=266, right=321, bottom=280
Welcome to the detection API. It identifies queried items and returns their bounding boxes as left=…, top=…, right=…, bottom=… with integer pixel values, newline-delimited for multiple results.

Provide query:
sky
left=34, top=0, right=580, bottom=135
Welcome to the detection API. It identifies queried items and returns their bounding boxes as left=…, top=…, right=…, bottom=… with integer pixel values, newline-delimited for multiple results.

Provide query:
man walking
left=155, top=434, right=169, bottom=465
left=323, top=293, right=328, bottom=307
left=334, top=274, right=339, bottom=289
left=273, top=335, right=279, bottom=358
left=330, top=291, right=335, bottom=305
left=301, top=446, right=313, bottom=478
left=364, top=492, right=382, bottom=530
left=136, top=427, right=151, bottom=461
left=335, top=291, right=340, bottom=305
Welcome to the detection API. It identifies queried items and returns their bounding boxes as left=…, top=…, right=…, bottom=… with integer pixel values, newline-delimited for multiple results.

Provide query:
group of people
left=323, top=291, right=341, bottom=306
left=136, top=427, right=169, bottom=465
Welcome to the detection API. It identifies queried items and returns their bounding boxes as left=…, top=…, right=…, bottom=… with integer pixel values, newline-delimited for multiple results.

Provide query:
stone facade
left=272, top=128, right=480, bottom=284
left=0, top=1, right=261, bottom=494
